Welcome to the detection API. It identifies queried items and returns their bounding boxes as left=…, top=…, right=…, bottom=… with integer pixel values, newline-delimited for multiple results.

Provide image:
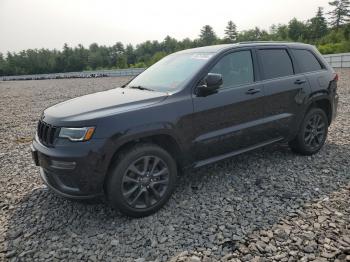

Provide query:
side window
left=259, top=49, right=294, bottom=80
left=210, top=50, right=254, bottom=89
left=292, top=49, right=323, bottom=73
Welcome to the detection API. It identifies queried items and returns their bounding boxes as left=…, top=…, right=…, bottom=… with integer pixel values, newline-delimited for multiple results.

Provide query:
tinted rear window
left=259, top=49, right=294, bottom=80
left=292, top=49, right=323, bottom=72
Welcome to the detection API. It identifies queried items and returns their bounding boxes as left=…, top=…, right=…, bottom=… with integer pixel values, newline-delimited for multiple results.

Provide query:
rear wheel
left=106, top=144, right=177, bottom=217
left=289, top=108, right=328, bottom=155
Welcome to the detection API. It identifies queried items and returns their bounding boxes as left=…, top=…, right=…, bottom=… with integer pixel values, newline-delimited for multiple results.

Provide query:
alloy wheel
left=304, top=113, right=326, bottom=150
left=121, top=156, right=170, bottom=209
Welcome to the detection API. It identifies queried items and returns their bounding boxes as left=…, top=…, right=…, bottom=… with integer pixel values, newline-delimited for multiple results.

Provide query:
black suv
left=31, top=42, right=339, bottom=217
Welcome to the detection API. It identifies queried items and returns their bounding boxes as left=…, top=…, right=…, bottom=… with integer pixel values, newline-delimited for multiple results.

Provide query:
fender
left=113, top=122, right=184, bottom=150
left=306, top=90, right=330, bottom=104
left=101, top=121, right=189, bottom=171
left=305, top=92, right=332, bottom=114
left=290, top=91, right=332, bottom=139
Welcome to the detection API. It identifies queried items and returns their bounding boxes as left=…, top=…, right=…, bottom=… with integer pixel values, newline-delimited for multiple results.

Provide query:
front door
left=190, top=49, right=267, bottom=161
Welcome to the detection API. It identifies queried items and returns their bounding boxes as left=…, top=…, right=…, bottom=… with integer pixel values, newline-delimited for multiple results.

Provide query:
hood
left=43, top=87, right=168, bottom=124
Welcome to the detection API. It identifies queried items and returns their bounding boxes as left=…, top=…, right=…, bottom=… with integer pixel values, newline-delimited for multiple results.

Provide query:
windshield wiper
left=128, top=85, right=154, bottom=91
left=121, top=76, right=136, bottom=88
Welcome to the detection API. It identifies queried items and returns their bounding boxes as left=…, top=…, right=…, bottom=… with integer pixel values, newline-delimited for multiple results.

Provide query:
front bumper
left=31, top=135, right=108, bottom=199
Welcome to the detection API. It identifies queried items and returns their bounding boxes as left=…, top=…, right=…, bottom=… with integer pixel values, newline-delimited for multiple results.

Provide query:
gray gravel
left=0, top=70, right=349, bottom=262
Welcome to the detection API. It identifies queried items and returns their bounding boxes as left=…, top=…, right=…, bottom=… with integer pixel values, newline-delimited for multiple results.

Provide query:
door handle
left=294, top=79, right=306, bottom=85
left=246, top=88, right=261, bottom=95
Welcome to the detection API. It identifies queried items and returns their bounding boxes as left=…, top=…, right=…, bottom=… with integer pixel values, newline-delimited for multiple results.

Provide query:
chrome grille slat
left=49, top=126, right=55, bottom=144
left=39, top=122, right=44, bottom=138
left=46, top=126, right=51, bottom=145
left=37, top=120, right=57, bottom=146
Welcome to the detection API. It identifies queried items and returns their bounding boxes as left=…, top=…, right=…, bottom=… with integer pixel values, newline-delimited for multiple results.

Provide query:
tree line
left=1, top=0, right=350, bottom=76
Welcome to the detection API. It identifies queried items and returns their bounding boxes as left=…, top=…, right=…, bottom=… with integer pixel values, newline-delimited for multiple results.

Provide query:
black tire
left=106, top=143, right=177, bottom=217
left=289, top=108, right=328, bottom=155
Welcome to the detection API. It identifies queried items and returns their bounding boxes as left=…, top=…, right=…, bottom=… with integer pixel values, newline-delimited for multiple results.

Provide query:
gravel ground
left=0, top=70, right=349, bottom=262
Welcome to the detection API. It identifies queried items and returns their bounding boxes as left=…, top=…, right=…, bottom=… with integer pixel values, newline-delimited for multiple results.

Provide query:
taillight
left=334, top=73, right=339, bottom=82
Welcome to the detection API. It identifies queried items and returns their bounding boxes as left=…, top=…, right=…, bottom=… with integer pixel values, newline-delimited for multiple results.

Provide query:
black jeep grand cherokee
left=31, top=42, right=338, bottom=217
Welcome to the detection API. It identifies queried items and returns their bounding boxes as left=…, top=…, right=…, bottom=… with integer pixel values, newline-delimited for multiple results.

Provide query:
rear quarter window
left=258, top=49, right=294, bottom=80
left=292, top=49, right=323, bottom=73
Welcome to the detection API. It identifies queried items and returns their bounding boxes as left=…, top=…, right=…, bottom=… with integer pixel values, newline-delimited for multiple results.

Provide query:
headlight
left=59, top=127, right=95, bottom=142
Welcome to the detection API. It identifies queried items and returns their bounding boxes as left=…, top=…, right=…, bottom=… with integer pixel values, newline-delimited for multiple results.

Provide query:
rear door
left=290, top=48, right=330, bottom=123
left=191, top=49, right=266, bottom=161
left=290, top=48, right=329, bottom=91
left=256, top=47, right=311, bottom=140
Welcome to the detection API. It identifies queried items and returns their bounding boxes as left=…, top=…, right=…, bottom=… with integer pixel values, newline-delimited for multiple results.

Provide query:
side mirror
left=196, top=73, right=222, bottom=97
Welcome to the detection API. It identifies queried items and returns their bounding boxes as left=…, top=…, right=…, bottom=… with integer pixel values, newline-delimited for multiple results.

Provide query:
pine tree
left=199, top=25, right=217, bottom=46
left=0, top=53, right=6, bottom=76
left=309, top=7, right=328, bottom=41
left=125, top=44, right=136, bottom=66
left=288, top=18, right=307, bottom=41
left=344, top=23, right=350, bottom=39
left=163, top=36, right=178, bottom=53
left=328, top=0, right=350, bottom=29
left=224, top=21, right=238, bottom=43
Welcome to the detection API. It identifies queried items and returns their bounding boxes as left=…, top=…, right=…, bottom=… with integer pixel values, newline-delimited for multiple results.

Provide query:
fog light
left=50, top=160, right=76, bottom=170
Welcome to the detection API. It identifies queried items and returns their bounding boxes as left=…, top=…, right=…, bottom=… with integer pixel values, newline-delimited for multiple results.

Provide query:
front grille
left=37, top=120, right=58, bottom=146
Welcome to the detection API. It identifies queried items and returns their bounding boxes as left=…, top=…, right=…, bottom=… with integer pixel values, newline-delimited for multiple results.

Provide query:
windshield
left=126, top=52, right=214, bottom=93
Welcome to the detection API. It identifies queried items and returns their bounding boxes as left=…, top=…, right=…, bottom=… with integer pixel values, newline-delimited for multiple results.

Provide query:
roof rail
left=237, top=41, right=294, bottom=44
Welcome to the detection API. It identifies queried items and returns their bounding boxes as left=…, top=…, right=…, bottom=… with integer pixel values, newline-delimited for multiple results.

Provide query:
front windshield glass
left=126, top=52, right=214, bottom=93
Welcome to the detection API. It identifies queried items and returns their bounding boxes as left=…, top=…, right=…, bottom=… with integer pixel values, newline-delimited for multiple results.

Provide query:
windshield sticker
left=190, top=53, right=213, bottom=60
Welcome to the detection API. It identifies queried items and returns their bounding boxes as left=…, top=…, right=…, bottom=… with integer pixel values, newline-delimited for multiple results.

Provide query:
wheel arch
left=102, top=132, right=185, bottom=195
left=305, top=94, right=332, bottom=125
left=105, top=132, right=185, bottom=174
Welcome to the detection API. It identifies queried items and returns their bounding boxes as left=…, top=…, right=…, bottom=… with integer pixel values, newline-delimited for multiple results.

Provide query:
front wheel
left=289, top=108, right=328, bottom=155
left=106, top=144, right=177, bottom=217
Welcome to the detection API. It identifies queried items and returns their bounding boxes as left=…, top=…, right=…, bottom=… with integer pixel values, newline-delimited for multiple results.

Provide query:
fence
left=323, top=53, right=350, bottom=68
left=0, top=68, right=145, bottom=81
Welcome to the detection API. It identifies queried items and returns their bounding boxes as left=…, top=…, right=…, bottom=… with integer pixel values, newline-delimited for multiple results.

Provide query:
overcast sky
left=0, top=0, right=331, bottom=53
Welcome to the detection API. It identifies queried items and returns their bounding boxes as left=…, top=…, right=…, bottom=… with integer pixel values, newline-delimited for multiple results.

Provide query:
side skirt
left=193, top=137, right=284, bottom=168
